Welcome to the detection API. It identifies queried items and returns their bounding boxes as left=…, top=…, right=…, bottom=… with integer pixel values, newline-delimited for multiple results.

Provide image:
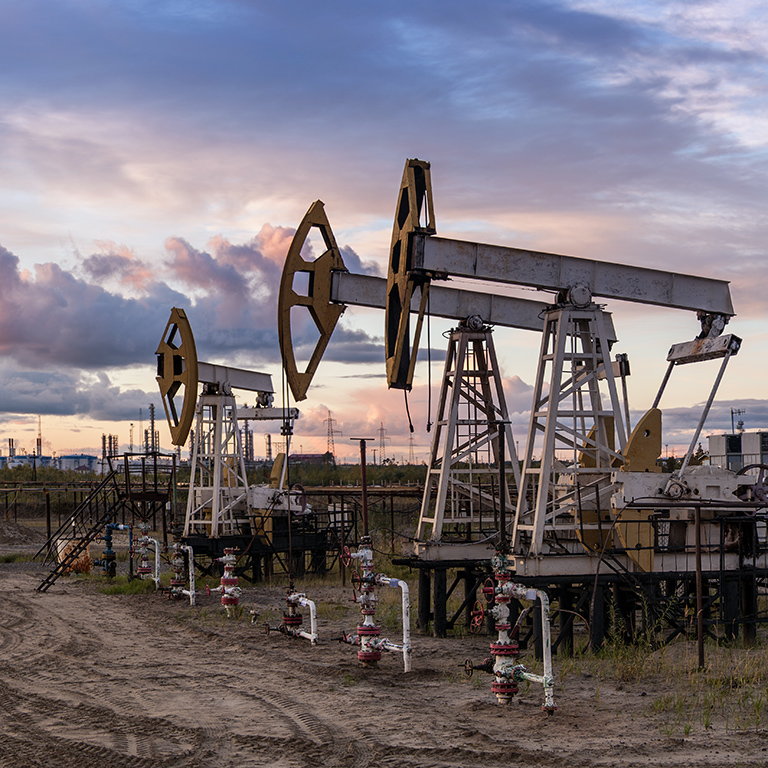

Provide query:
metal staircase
left=35, top=471, right=126, bottom=592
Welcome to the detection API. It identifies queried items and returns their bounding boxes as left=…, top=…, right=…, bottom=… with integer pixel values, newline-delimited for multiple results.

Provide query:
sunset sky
left=1, top=0, right=766, bottom=463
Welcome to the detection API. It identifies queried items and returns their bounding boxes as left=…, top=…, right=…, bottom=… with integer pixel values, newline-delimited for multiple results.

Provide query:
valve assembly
left=264, top=578, right=318, bottom=645
left=168, top=541, right=196, bottom=605
left=340, top=536, right=411, bottom=672
left=207, top=548, right=242, bottom=617
left=466, top=550, right=556, bottom=712
left=134, top=523, right=161, bottom=588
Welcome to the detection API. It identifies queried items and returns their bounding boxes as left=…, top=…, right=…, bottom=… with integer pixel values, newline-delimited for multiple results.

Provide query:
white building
left=707, top=432, right=768, bottom=471
left=57, top=454, right=99, bottom=472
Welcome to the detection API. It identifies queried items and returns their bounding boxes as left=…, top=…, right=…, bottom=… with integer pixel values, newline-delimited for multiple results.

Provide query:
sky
left=0, top=0, right=766, bottom=463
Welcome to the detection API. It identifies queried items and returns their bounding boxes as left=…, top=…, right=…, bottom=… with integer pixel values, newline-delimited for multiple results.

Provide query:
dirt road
left=1, top=557, right=766, bottom=767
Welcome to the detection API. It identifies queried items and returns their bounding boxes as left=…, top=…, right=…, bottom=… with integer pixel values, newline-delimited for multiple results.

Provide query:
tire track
left=0, top=679, right=201, bottom=765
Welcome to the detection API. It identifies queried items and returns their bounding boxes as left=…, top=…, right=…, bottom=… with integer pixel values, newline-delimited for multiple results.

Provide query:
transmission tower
left=324, top=409, right=343, bottom=464
left=377, top=422, right=391, bottom=465
left=408, top=435, right=415, bottom=464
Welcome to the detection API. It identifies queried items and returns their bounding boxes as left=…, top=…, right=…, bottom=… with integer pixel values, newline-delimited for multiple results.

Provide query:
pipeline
left=264, top=579, right=318, bottom=645
left=339, top=535, right=412, bottom=673
left=168, top=542, right=196, bottom=605
left=465, top=550, right=556, bottom=712
left=207, top=548, right=242, bottom=618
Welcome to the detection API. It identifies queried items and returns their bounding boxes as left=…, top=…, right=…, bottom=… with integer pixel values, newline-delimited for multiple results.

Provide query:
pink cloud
left=82, top=241, right=154, bottom=291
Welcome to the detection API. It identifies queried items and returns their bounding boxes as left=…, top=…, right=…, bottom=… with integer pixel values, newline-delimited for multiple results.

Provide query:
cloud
left=339, top=246, right=381, bottom=278
left=287, top=370, right=537, bottom=459
left=81, top=241, right=155, bottom=292
left=0, top=364, right=153, bottom=421
left=654, top=399, right=768, bottom=449
left=0, top=243, right=179, bottom=369
left=310, top=325, right=383, bottom=366
left=0, top=225, right=386, bottom=369
left=0, top=227, right=393, bottom=422
left=0, top=0, right=766, bottom=453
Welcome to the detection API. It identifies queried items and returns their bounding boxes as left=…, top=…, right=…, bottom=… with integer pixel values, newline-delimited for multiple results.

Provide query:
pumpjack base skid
left=395, top=550, right=768, bottom=651
left=182, top=528, right=333, bottom=583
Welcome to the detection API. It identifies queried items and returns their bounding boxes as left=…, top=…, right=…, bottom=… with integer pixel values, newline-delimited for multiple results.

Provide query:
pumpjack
left=277, top=158, right=766, bottom=649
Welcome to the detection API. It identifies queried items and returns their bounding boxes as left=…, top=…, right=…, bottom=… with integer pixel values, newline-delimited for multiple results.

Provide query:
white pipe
left=376, top=576, right=412, bottom=673
left=395, top=579, right=411, bottom=673
left=508, top=584, right=556, bottom=712
left=181, top=544, right=196, bottom=606
left=293, top=595, right=318, bottom=645
left=150, top=538, right=162, bottom=588
left=535, top=588, right=555, bottom=710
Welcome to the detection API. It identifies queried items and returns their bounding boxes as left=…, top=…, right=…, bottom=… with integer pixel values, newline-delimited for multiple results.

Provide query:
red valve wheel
left=470, top=601, right=486, bottom=634
left=340, top=546, right=352, bottom=567
left=482, top=577, right=496, bottom=604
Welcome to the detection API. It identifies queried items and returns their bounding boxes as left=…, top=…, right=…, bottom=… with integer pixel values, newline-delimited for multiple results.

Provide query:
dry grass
left=556, top=636, right=768, bottom=737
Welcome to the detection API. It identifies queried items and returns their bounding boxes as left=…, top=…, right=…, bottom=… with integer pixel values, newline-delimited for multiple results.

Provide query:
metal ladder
left=35, top=471, right=125, bottom=592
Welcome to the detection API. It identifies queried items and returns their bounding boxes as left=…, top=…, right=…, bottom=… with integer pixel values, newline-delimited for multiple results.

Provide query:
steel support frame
left=184, top=391, right=250, bottom=538
left=513, top=305, right=627, bottom=556
left=403, top=560, right=768, bottom=651
left=416, top=327, right=520, bottom=543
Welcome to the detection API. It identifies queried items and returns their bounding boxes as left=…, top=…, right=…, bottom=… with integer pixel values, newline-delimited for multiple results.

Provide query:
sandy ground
left=2, top=528, right=768, bottom=767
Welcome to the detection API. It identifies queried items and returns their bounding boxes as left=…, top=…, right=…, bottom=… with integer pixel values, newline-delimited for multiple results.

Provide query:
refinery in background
left=2, top=428, right=767, bottom=475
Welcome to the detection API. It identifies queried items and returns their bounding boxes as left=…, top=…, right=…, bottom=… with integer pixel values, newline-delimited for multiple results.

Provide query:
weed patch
left=98, top=576, right=158, bottom=595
